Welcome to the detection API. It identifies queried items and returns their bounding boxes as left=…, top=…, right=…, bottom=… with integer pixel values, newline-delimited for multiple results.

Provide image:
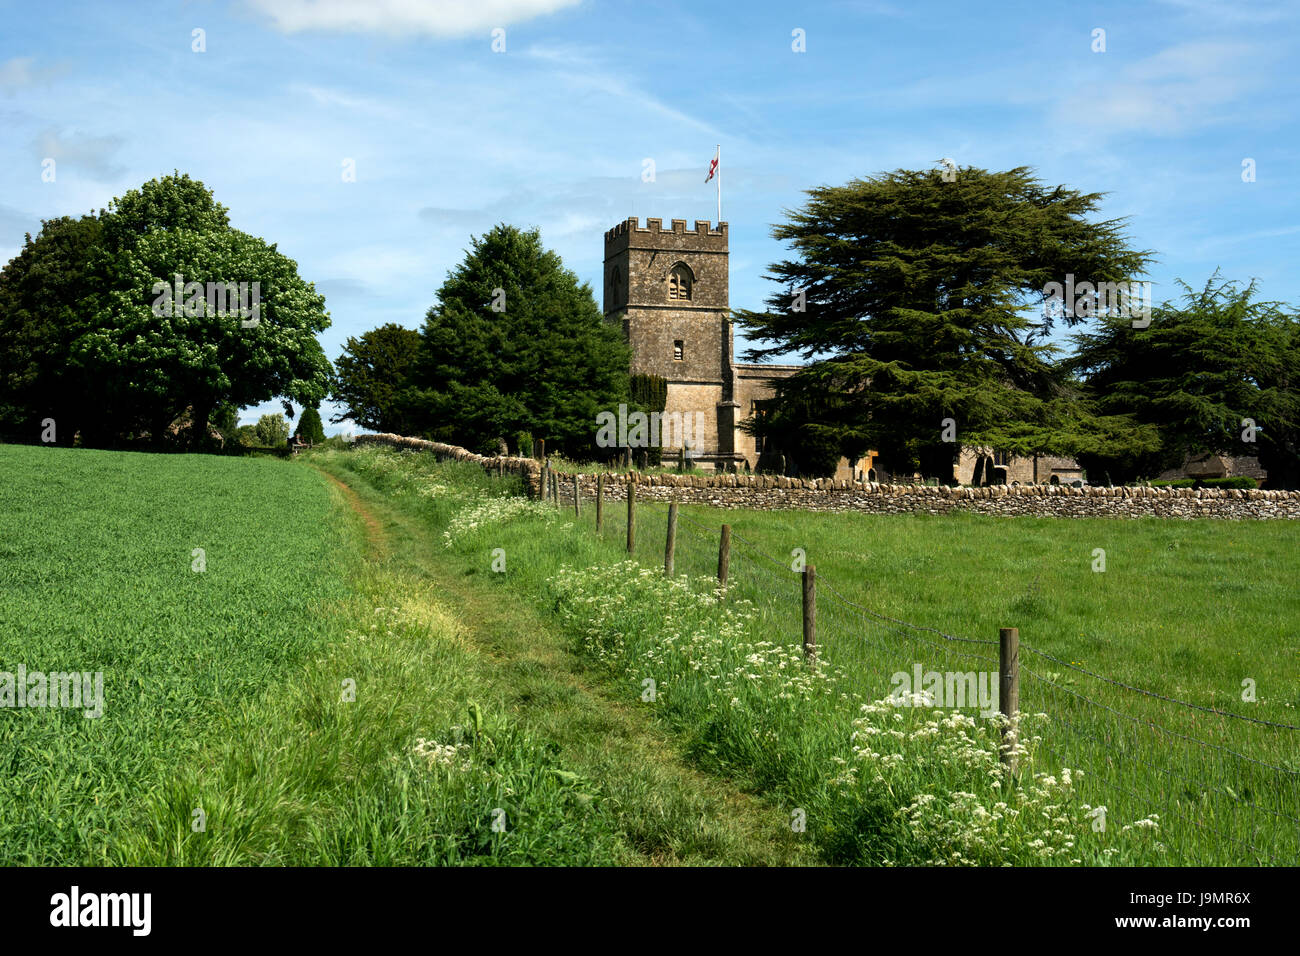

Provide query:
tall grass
left=0, top=444, right=634, bottom=864
left=112, top=567, right=629, bottom=865
left=624, top=500, right=1300, bottom=865
left=317, top=446, right=1273, bottom=865
left=0, top=445, right=352, bottom=863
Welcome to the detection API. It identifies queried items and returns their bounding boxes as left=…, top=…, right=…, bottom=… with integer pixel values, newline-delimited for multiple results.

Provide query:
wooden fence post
left=626, top=477, right=636, bottom=554
left=665, top=501, right=678, bottom=575
left=537, top=439, right=545, bottom=461
left=540, top=462, right=550, bottom=502
left=553, top=471, right=561, bottom=509
left=717, top=523, right=730, bottom=596
left=573, top=473, right=581, bottom=517
left=596, top=473, right=604, bottom=532
left=802, top=565, right=817, bottom=662
left=999, top=626, right=1020, bottom=781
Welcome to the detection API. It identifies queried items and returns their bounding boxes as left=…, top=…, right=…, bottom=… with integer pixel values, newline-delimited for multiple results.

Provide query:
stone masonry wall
left=353, top=434, right=1300, bottom=520
left=353, top=433, right=541, bottom=487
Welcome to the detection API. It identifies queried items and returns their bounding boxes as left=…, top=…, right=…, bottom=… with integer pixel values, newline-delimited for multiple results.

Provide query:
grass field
left=314, top=445, right=1300, bottom=866
left=3, top=440, right=1295, bottom=865
left=0, top=445, right=364, bottom=863
left=608, top=496, right=1300, bottom=865
left=0, top=443, right=809, bottom=865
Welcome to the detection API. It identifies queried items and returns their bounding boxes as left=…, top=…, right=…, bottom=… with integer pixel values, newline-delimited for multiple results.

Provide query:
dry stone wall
left=554, top=473, right=1300, bottom=520
left=353, top=433, right=542, bottom=490
left=352, top=434, right=1300, bottom=520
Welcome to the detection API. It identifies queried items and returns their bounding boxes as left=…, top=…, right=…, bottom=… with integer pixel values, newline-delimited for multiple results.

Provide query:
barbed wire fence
left=537, top=468, right=1300, bottom=865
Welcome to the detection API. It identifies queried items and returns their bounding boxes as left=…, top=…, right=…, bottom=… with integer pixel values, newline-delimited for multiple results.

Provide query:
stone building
left=953, top=448, right=1083, bottom=486
left=1157, top=453, right=1266, bottom=483
left=604, top=216, right=1070, bottom=483
left=603, top=216, right=872, bottom=476
left=599, top=216, right=1280, bottom=487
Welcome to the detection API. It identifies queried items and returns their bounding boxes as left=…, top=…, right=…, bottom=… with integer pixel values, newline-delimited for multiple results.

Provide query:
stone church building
left=603, top=216, right=828, bottom=473
left=601, top=216, right=1268, bottom=486
left=600, top=215, right=1164, bottom=485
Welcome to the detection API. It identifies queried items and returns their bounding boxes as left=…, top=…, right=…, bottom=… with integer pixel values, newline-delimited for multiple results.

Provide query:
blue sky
left=2, top=0, right=1298, bottom=433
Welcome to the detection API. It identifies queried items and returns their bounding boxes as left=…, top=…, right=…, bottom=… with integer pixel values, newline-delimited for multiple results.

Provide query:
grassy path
left=1, top=443, right=813, bottom=864
left=310, top=459, right=816, bottom=866
left=310, top=445, right=1300, bottom=866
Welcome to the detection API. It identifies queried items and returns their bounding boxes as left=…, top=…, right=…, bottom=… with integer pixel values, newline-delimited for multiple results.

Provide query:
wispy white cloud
left=524, top=47, right=726, bottom=142
left=319, top=243, right=433, bottom=291
left=1151, top=0, right=1299, bottom=25
left=0, top=56, right=68, bottom=94
left=30, top=128, right=125, bottom=181
left=521, top=41, right=601, bottom=68
left=1194, top=223, right=1300, bottom=250
left=290, top=83, right=405, bottom=121
left=1052, top=40, right=1274, bottom=136
left=245, top=0, right=583, bottom=38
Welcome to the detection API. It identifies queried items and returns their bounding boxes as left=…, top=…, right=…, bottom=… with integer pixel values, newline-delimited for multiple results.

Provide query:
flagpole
left=716, top=144, right=721, bottom=224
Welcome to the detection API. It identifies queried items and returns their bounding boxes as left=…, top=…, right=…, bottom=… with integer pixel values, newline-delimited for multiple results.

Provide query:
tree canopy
left=295, top=405, right=326, bottom=445
left=330, top=323, right=422, bottom=434
left=404, top=224, right=630, bottom=456
left=0, top=173, right=332, bottom=447
left=0, top=213, right=103, bottom=442
left=253, top=413, right=290, bottom=447
left=1066, top=275, right=1300, bottom=486
left=736, top=166, right=1153, bottom=480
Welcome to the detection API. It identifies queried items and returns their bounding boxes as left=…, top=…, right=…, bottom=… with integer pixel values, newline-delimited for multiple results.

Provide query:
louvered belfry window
left=668, top=264, right=692, bottom=300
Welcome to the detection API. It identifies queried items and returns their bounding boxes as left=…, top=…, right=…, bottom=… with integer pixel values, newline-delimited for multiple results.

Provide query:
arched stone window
left=610, top=265, right=624, bottom=305
left=667, top=262, right=693, bottom=300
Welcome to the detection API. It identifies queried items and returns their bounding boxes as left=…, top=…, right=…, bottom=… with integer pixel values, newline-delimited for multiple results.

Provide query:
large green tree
left=1066, top=276, right=1300, bottom=487
left=0, top=214, right=103, bottom=443
left=736, top=166, right=1153, bottom=480
left=330, top=323, right=422, bottom=433
left=407, top=224, right=631, bottom=456
left=0, top=173, right=332, bottom=447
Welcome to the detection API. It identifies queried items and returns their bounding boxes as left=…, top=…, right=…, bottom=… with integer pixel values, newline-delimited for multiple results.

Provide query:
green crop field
left=3, top=440, right=1296, bottom=866
left=0, top=444, right=354, bottom=863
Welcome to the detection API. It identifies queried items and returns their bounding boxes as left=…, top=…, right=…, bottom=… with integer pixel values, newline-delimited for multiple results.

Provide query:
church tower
left=603, top=217, right=740, bottom=466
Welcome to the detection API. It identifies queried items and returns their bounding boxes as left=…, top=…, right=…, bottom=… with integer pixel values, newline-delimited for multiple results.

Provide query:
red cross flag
left=706, top=145, right=720, bottom=222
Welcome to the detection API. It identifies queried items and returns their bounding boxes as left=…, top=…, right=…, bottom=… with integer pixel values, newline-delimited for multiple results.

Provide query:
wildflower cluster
left=330, top=447, right=487, bottom=506
left=442, top=497, right=558, bottom=548
left=347, top=604, right=411, bottom=643
left=412, top=737, right=472, bottom=771
left=847, top=695, right=1163, bottom=865
left=550, top=562, right=850, bottom=709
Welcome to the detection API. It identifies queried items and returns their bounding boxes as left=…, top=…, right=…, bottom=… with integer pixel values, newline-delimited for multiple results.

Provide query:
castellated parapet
left=603, top=217, right=729, bottom=257
left=603, top=219, right=730, bottom=317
